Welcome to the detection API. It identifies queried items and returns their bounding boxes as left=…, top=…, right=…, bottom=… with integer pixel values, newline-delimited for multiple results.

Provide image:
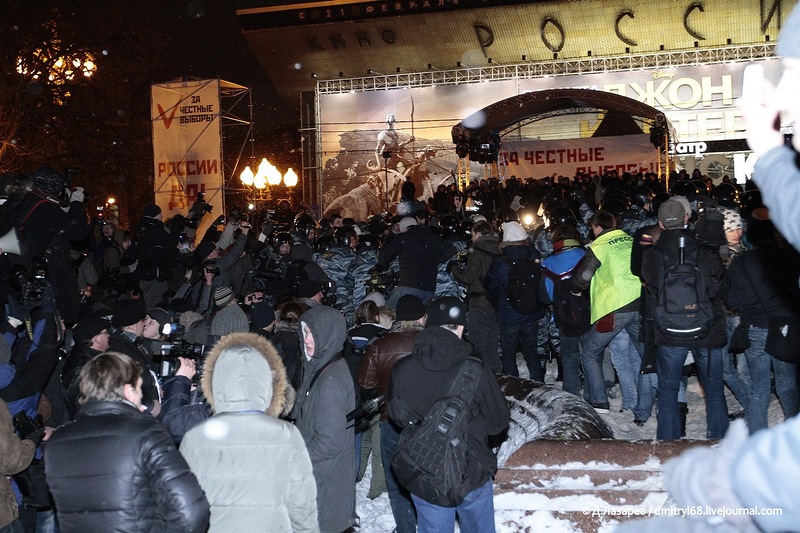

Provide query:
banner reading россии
left=151, top=79, right=224, bottom=239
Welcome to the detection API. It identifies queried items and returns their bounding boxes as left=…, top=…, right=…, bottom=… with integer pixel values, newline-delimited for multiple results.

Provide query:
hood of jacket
left=412, top=326, right=474, bottom=372
left=299, top=305, right=347, bottom=367
left=200, top=331, right=294, bottom=418
left=473, top=234, right=500, bottom=256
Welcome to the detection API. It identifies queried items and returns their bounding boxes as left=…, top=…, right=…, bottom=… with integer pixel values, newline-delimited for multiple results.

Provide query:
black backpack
left=504, top=257, right=543, bottom=315
left=654, top=238, right=714, bottom=340
left=542, top=266, right=591, bottom=337
left=390, top=356, right=483, bottom=507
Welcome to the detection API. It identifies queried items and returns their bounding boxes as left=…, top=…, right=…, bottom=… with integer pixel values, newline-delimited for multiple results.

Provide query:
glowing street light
left=240, top=165, right=254, bottom=186
left=283, top=168, right=298, bottom=187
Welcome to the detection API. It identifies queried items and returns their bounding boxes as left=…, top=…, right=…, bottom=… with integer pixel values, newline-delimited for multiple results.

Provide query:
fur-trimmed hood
left=201, top=331, right=294, bottom=418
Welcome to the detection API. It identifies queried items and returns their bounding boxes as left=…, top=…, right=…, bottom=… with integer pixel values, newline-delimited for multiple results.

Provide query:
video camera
left=365, top=267, right=398, bottom=296
left=152, top=323, right=206, bottom=380
left=13, top=411, right=45, bottom=446
left=202, top=259, right=220, bottom=276
left=10, top=258, right=50, bottom=310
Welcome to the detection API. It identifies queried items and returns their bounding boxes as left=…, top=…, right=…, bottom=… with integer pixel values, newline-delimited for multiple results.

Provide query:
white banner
left=500, top=135, right=659, bottom=178
left=151, top=79, right=224, bottom=239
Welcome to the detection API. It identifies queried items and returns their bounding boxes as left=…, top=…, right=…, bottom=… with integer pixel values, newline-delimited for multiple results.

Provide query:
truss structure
left=316, top=43, right=776, bottom=94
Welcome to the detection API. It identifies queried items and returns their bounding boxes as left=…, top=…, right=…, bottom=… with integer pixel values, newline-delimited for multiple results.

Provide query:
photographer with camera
left=184, top=217, right=252, bottom=318
left=0, top=167, right=89, bottom=325
left=107, top=300, right=161, bottom=416
left=61, top=313, right=111, bottom=420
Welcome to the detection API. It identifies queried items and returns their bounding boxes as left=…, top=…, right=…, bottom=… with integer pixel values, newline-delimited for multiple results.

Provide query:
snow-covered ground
left=356, top=358, right=787, bottom=532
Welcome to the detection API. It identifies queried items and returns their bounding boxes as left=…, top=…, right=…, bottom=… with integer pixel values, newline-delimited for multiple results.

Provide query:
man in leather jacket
left=44, top=352, right=209, bottom=532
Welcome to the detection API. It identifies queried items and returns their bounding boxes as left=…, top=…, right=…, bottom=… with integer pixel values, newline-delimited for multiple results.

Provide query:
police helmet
left=334, top=226, right=358, bottom=248
left=293, top=213, right=317, bottom=237
left=438, top=215, right=461, bottom=239
left=548, top=206, right=578, bottom=228
left=671, top=180, right=699, bottom=198
left=711, top=183, right=740, bottom=209
left=272, top=231, right=293, bottom=252
left=629, top=186, right=654, bottom=208
left=600, top=198, right=629, bottom=216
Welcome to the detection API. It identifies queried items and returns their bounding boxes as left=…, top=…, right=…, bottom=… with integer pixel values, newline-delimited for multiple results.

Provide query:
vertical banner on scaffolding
left=151, top=79, right=224, bottom=241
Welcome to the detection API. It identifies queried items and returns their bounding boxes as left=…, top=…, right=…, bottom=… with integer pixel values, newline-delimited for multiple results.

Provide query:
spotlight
left=311, top=73, right=317, bottom=79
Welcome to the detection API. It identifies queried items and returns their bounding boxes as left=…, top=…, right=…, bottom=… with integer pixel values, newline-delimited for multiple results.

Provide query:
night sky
left=154, top=0, right=293, bottom=130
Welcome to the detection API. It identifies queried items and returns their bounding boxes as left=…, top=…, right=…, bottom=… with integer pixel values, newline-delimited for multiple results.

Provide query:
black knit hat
left=425, top=296, right=468, bottom=326
left=72, top=314, right=110, bottom=344
left=396, top=295, right=426, bottom=321
left=111, top=299, right=146, bottom=328
left=142, top=204, right=162, bottom=218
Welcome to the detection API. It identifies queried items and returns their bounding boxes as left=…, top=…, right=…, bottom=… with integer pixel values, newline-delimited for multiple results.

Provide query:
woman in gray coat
left=292, top=306, right=357, bottom=533
left=180, top=332, right=319, bottom=532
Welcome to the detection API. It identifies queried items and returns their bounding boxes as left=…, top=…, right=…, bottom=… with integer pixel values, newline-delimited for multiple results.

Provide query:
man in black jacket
left=108, top=299, right=160, bottom=416
left=136, top=204, right=179, bottom=309
left=44, top=352, right=209, bottom=532
left=388, top=296, right=509, bottom=533
left=377, top=216, right=456, bottom=308
left=641, top=199, right=729, bottom=440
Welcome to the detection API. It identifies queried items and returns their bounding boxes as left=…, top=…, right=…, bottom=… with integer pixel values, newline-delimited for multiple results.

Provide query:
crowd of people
left=5, top=6, right=800, bottom=526
left=0, top=153, right=797, bottom=532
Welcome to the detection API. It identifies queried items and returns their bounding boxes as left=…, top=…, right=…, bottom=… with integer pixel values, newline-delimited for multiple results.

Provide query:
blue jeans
left=634, top=373, right=657, bottom=421
left=412, top=480, right=496, bottom=533
left=381, top=421, right=417, bottom=533
left=772, top=357, right=799, bottom=421
left=0, top=520, right=24, bottom=533
left=657, top=345, right=728, bottom=440
left=559, top=331, right=584, bottom=397
left=634, top=374, right=688, bottom=422
left=608, top=329, right=641, bottom=410
left=744, top=325, right=771, bottom=433
left=723, top=316, right=751, bottom=409
left=498, top=320, right=541, bottom=380
left=581, top=311, right=644, bottom=405
left=747, top=326, right=800, bottom=433
left=388, top=286, right=436, bottom=309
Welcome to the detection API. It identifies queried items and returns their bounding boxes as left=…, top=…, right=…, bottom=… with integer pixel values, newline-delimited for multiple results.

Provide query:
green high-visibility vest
left=588, top=229, right=641, bottom=324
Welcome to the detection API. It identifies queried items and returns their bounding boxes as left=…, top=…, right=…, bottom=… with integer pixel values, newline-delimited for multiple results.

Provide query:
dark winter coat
left=378, top=225, right=457, bottom=292
left=44, top=400, right=210, bottom=533
left=641, top=229, right=728, bottom=348
left=724, top=246, right=800, bottom=329
left=135, top=216, right=179, bottom=282
left=60, top=344, right=103, bottom=419
left=12, top=191, right=89, bottom=323
left=451, top=233, right=500, bottom=310
left=158, top=375, right=211, bottom=445
left=388, top=326, right=510, bottom=495
left=0, top=398, right=34, bottom=528
left=358, top=325, right=423, bottom=421
left=485, top=241, right=545, bottom=325
left=107, top=331, right=160, bottom=412
left=292, top=306, right=355, bottom=533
